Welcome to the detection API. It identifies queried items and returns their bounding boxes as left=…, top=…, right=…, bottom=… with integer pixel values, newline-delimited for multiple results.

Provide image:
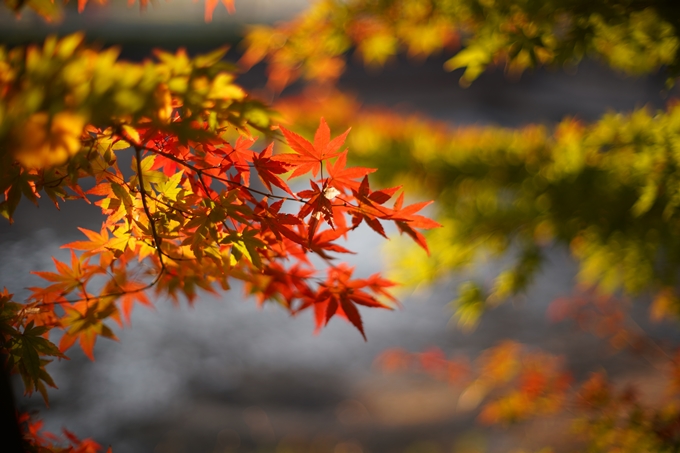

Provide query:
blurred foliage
left=263, top=2, right=680, bottom=451
left=376, top=344, right=680, bottom=453
left=242, top=0, right=680, bottom=90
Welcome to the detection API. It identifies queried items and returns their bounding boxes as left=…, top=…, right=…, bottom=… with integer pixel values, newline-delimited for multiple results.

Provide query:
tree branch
left=135, top=146, right=167, bottom=276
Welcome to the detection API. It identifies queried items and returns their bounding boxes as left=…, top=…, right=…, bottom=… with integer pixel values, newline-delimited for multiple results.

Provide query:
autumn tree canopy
left=5, top=0, right=680, bottom=452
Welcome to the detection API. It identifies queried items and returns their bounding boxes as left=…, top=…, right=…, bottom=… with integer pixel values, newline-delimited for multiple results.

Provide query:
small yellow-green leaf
left=121, top=125, right=140, bottom=144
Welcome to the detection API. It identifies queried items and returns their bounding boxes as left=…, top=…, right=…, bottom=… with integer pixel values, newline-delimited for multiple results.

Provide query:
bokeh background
left=2, top=1, right=680, bottom=452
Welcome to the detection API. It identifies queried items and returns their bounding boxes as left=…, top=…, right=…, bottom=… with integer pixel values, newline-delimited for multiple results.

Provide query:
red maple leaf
left=309, top=227, right=355, bottom=259
left=274, top=118, right=350, bottom=179
left=246, top=262, right=315, bottom=309
left=297, top=181, right=337, bottom=243
left=149, top=138, right=191, bottom=177
left=348, top=176, right=399, bottom=237
left=61, top=225, right=115, bottom=268
left=224, top=135, right=256, bottom=185
left=326, top=150, right=375, bottom=193
left=389, top=192, right=442, bottom=254
left=311, top=264, right=392, bottom=340
left=253, top=143, right=295, bottom=196
left=255, top=199, right=303, bottom=243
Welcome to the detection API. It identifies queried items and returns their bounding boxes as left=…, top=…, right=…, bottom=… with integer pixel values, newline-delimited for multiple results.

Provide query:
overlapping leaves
left=0, top=37, right=438, bottom=421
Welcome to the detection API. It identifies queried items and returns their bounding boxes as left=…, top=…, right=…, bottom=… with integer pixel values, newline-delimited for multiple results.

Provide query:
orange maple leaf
left=274, top=118, right=350, bottom=179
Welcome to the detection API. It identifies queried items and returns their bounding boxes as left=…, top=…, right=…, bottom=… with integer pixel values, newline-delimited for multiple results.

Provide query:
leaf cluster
left=0, top=0, right=457, bottom=450
left=0, top=33, right=438, bottom=451
left=0, top=34, right=272, bottom=220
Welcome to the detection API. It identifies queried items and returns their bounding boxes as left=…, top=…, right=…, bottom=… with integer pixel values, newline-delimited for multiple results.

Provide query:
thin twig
left=36, top=271, right=165, bottom=307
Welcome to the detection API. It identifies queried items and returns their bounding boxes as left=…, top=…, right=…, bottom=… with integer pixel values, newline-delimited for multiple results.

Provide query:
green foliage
left=375, top=105, right=680, bottom=320
left=0, top=289, right=64, bottom=405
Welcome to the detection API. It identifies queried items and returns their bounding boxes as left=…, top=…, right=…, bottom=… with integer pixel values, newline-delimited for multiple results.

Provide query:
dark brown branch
left=135, top=146, right=167, bottom=275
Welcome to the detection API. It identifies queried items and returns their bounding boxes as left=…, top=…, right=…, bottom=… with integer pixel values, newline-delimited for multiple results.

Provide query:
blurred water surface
left=2, top=9, right=680, bottom=452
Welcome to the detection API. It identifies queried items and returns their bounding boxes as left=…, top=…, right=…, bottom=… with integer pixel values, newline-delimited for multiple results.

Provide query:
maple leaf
left=253, top=143, right=295, bottom=196
left=10, top=321, right=65, bottom=404
left=59, top=300, right=119, bottom=360
left=130, top=154, right=169, bottom=195
left=389, top=193, right=442, bottom=254
left=297, top=181, right=336, bottom=243
left=246, top=262, right=315, bottom=309
left=326, top=150, right=376, bottom=193
left=155, top=171, right=184, bottom=202
left=274, top=118, right=350, bottom=179
left=255, top=199, right=303, bottom=243
left=224, top=135, right=256, bottom=185
left=62, top=226, right=110, bottom=256
left=63, top=429, right=104, bottom=453
left=311, top=264, right=392, bottom=340
left=347, top=176, right=399, bottom=237
left=1, top=169, right=39, bottom=223
left=31, top=251, right=101, bottom=295
left=309, top=227, right=355, bottom=259
left=106, top=277, right=153, bottom=325
left=150, top=139, right=192, bottom=177
left=365, top=273, right=399, bottom=305
left=61, top=225, right=116, bottom=268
